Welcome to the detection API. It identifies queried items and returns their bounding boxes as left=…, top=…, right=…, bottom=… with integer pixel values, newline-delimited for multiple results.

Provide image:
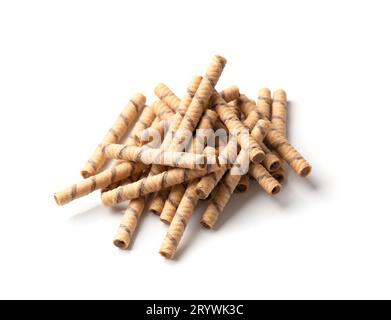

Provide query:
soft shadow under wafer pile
left=54, top=55, right=312, bottom=260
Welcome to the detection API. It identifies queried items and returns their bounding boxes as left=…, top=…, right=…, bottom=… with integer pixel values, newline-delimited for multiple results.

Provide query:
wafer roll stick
left=257, top=121, right=312, bottom=177
left=101, top=165, right=220, bottom=206
left=149, top=190, right=170, bottom=215
left=160, top=184, right=186, bottom=224
left=159, top=180, right=199, bottom=259
left=211, top=92, right=264, bottom=163
left=235, top=175, right=249, bottom=193
left=240, top=93, right=271, bottom=130
left=249, top=163, right=281, bottom=195
left=113, top=196, right=146, bottom=249
left=80, top=93, right=146, bottom=178
left=257, top=88, right=272, bottom=120
left=171, top=55, right=227, bottom=148
left=152, top=100, right=175, bottom=120
left=259, top=142, right=282, bottom=172
left=154, top=83, right=182, bottom=112
left=200, top=149, right=248, bottom=229
left=271, top=89, right=287, bottom=137
left=102, top=144, right=213, bottom=170
left=220, top=85, right=240, bottom=103
left=54, top=107, right=157, bottom=206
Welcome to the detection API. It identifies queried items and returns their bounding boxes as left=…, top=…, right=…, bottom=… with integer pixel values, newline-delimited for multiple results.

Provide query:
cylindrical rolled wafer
left=152, top=100, right=175, bottom=120
left=200, top=171, right=241, bottom=229
left=54, top=107, right=156, bottom=206
left=113, top=196, right=146, bottom=249
left=271, top=89, right=287, bottom=137
left=257, top=122, right=312, bottom=177
left=240, top=93, right=271, bottom=130
left=211, top=92, right=265, bottom=163
left=80, top=93, right=146, bottom=178
left=170, top=55, right=226, bottom=148
left=235, top=175, right=249, bottom=193
left=102, top=144, right=215, bottom=170
left=220, top=85, right=240, bottom=103
left=160, top=184, right=186, bottom=224
left=257, top=88, right=272, bottom=120
left=134, top=118, right=169, bottom=145
left=199, top=149, right=249, bottom=229
left=149, top=190, right=169, bottom=215
left=154, top=83, right=182, bottom=112
left=249, top=163, right=281, bottom=195
left=259, top=143, right=282, bottom=172
left=159, top=180, right=199, bottom=259
left=101, top=165, right=220, bottom=206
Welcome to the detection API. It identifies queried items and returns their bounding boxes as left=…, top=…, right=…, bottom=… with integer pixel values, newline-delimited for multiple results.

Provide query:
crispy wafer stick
left=80, top=93, right=146, bottom=178
left=160, top=184, right=186, bottom=224
left=152, top=100, right=175, bottom=120
left=113, top=170, right=148, bottom=249
left=271, top=89, right=287, bottom=137
left=257, top=121, right=312, bottom=177
left=249, top=163, right=281, bottom=195
left=257, top=88, right=272, bottom=120
left=211, top=92, right=265, bottom=163
left=235, top=175, right=249, bottom=193
left=149, top=190, right=169, bottom=215
left=154, top=83, right=182, bottom=112
left=101, top=164, right=221, bottom=206
left=102, top=144, right=214, bottom=170
left=54, top=107, right=156, bottom=206
left=199, top=150, right=249, bottom=229
left=159, top=180, right=199, bottom=259
left=220, top=85, right=240, bottom=103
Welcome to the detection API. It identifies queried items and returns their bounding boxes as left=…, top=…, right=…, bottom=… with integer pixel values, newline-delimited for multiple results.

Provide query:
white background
left=0, top=0, right=390, bottom=299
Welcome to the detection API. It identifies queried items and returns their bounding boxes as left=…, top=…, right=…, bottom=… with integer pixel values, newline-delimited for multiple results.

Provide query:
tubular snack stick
left=160, top=184, right=186, bottom=224
left=81, top=93, right=146, bottom=178
left=271, top=89, right=287, bottom=137
left=249, top=163, right=281, bottom=195
left=235, top=175, right=249, bottom=193
left=257, top=88, right=272, bottom=120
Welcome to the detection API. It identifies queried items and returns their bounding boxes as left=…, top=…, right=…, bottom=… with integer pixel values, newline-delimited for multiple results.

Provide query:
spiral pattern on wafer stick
left=271, top=89, right=287, bottom=137
left=80, top=93, right=146, bottom=178
left=249, top=163, right=281, bottom=195
left=257, top=121, right=312, bottom=177
left=102, top=144, right=213, bottom=170
left=220, top=85, right=240, bottom=103
left=211, top=92, right=265, bottom=163
left=160, top=184, right=186, bottom=224
left=152, top=100, right=175, bottom=120
left=159, top=180, right=199, bottom=259
left=154, top=83, right=182, bottom=112
left=113, top=196, right=146, bottom=250
left=257, top=88, right=272, bottom=120
left=101, top=165, right=220, bottom=206
left=54, top=107, right=156, bottom=206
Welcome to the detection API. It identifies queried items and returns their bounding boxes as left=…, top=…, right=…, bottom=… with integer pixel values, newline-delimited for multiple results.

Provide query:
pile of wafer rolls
left=54, top=55, right=312, bottom=260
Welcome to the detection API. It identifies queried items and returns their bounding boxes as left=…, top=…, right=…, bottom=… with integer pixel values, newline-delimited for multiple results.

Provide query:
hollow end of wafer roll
left=80, top=170, right=92, bottom=179
left=53, top=194, right=62, bottom=206
left=270, top=185, right=281, bottom=195
left=113, top=238, right=128, bottom=250
left=235, top=184, right=248, bottom=193
left=269, top=160, right=281, bottom=172
left=160, top=216, right=172, bottom=225
left=159, top=248, right=175, bottom=259
left=200, top=216, right=215, bottom=229
left=195, top=186, right=208, bottom=200
left=299, top=164, right=312, bottom=177
left=250, top=149, right=265, bottom=164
